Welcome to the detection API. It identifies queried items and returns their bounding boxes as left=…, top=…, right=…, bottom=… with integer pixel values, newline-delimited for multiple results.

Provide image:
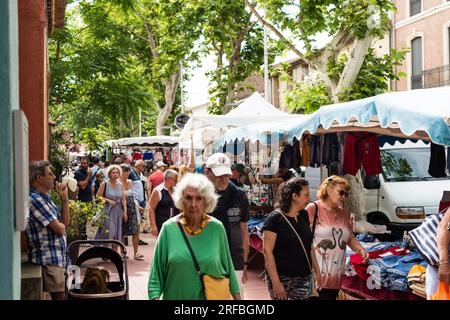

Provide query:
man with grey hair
left=129, top=159, right=148, bottom=245
left=205, top=153, right=250, bottom=298
left=148, top=169, right=179, bottom=237
left=25, top=161, right=70, bottom=300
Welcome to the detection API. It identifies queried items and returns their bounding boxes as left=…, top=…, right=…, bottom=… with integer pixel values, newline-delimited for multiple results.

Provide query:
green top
left=148, top=216, right=240, bottom=300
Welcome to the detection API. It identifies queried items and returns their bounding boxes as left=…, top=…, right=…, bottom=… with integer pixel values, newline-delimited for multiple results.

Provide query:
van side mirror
left=364, top=175, right=380, bottom=189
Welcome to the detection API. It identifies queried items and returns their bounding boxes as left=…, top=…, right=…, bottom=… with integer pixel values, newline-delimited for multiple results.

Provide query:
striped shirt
left=25, top=188, right=67, bottom=267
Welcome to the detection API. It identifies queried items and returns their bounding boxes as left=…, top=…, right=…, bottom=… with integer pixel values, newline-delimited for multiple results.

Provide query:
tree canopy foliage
left=247, top=0, right=406, bottom=113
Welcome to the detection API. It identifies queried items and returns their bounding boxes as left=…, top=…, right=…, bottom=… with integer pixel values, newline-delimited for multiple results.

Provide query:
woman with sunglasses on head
left=306, top=175, right=369, bottom=300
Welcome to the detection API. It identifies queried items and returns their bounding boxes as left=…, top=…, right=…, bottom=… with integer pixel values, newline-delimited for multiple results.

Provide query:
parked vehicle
left=364, top=140, right=450, bottom=237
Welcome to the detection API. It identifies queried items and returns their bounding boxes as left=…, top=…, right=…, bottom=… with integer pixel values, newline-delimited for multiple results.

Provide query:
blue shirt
left=25, top=188, right=67, bottom=267
left=129, top=169, right=145, bottom=204
left=74, top=169, right=93, bottom=202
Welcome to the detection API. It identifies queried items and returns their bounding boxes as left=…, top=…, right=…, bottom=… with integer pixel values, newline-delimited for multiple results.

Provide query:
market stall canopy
left=215, top=87, right=450, bottom=147
left=179, top=92, right=306, bottom=149
left=281, top=87, right=450, bottom=146
left=115, top=135, right=179, bottom=147
left=214, top=117, right=309, bottom=147
left=104, top=139, right=116, bottom=147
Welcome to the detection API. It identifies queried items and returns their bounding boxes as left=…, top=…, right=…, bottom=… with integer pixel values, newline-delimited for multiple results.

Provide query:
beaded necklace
left=181, top=212, right=206, bottom=236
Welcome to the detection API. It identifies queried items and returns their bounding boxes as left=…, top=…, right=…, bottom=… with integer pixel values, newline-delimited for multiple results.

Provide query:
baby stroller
left=65, top=240, right=129, bottom=300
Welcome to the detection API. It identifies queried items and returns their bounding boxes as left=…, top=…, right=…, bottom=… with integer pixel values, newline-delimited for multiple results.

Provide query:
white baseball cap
left=206, top=153, right=232, bottom=176
left=156, top=161, right=167, bottom=167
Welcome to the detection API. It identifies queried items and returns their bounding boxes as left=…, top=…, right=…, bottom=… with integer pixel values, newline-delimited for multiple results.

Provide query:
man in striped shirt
left=25, top=161, right=70, bottom=300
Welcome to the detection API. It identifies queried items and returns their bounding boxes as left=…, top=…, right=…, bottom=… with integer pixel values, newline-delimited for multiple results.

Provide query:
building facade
left=0, top=0, right=21, bottom=300
left=392, top=0, right=450, bottom=90
left=0, top=0, right=66, bottom=300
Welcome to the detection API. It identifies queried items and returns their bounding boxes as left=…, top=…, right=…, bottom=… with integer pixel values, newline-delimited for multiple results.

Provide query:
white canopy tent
left=115, top=135, right=179, bottom=147
left=179, top=92, right=308, bottom=150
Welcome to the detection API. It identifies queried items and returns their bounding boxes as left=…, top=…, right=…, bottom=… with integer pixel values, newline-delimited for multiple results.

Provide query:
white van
left=364, top=140, right=450, bottom=236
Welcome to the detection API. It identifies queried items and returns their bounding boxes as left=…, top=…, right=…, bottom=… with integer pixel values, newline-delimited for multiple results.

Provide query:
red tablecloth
left=341, top=275, right=423, bottom=300
left=249, top=234, right=263, bottom=253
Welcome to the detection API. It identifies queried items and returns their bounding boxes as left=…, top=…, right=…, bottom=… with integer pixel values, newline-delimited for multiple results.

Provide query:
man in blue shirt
left=74, top=156, right=93, bottom=202
left=26, top=160, right=70, bottom=300
left=74, top=156, right=92, bottom=240
left=129, top=160, right=148, bottom=245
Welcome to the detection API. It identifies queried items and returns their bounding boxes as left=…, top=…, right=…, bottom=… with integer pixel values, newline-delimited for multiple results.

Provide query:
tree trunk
left=328, top=35, right=374, bottom=221
left=332, top=34, right=374, bottom=102
left=156, top=65, right=181, bottom=135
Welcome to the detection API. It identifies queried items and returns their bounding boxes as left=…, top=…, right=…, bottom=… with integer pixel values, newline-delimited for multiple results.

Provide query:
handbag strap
left=177, top=221, right=202, bottom=276
left=277, top=210, right=312, bottom=271
left=311, top=201, right=318, bottom=236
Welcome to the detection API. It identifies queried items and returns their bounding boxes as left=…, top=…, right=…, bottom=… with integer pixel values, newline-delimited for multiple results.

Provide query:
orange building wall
left=18, top=0, right=49, bottom=161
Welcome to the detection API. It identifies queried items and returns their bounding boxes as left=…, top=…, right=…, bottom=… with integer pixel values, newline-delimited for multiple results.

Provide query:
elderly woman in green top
left=148, top=173, right=241, bottom=300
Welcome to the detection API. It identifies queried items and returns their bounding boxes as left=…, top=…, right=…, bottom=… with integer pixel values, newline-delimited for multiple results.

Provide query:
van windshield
left=380, top=148, right=449, bottom=181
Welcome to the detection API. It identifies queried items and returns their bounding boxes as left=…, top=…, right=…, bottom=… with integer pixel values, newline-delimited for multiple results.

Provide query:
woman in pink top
left=306, top=175, right=369, bottom=300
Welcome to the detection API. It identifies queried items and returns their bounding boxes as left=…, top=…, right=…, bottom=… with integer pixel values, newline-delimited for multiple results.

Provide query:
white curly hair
left=172, top=173, right=219, bottom=213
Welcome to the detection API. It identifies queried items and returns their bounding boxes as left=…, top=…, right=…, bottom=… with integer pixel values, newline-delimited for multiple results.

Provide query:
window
left=411, top=37, right=423, bottom=89
left=381, top=148, right=450, bottom=181
left=410, top=0, right=421, bottom=16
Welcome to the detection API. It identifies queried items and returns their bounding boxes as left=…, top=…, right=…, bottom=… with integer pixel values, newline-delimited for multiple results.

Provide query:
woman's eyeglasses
left=337, top=189, right=350, bottom=198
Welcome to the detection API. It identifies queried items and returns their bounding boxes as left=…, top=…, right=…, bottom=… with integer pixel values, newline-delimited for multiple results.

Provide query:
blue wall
left=0, top=0, right=21, bottom=300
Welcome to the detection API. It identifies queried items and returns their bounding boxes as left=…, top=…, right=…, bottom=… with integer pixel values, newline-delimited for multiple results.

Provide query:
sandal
left=134, top=252, right=144, bottom=260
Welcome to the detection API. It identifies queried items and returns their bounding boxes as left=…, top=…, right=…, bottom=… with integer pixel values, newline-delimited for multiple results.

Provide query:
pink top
left=149, top=171, right=164, bottom=189
left=306, top=201, right=353, bottom=289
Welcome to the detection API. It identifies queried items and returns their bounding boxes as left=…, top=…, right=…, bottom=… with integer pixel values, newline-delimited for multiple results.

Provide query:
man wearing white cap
left=205, top=153, right=250, bottom=299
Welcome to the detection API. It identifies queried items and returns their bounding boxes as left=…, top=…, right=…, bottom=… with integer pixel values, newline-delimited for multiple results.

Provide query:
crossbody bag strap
left=277, top=210, right=312, bottom=271
left=312, top=201, right=319, bottom=236
left=177, top=222, right=202, bottom=277
left=103, top=180, right=108, bottom=197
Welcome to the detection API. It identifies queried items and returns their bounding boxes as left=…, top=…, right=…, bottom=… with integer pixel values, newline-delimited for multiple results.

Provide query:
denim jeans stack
left=368, top=251, right=427, bottom=292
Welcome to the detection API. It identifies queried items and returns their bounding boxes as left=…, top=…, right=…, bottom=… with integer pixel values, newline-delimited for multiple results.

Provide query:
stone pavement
left=125, top=232, right=270, bottom=300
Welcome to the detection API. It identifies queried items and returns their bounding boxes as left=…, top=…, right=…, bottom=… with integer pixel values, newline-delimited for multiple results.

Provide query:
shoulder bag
left=177, top=221, right=232, bottom=300
left=277, top=210, right=319, bottom=297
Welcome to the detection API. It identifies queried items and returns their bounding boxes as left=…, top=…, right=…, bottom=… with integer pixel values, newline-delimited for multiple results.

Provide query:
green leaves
left=202, top=0, right=267, bottom=114
left=66, top=199, right=107, bottom=242
left=285, top=76, right=332, bottom=114
left=329, top=47, right=408, bottom=102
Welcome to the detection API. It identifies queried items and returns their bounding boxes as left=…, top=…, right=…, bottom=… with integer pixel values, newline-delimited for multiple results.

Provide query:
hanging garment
left=278, top=143, right=293, bottom=169
left=447, top=147, right=450, bottom=172
left=133, top=151, right=143, bottom=161
left=343, top=132, right=382, bottom=176
left=322, top=133, right=340, bottom=166
left=428, top=142, right=447, bottom=178
left=292, top=137, right=301, bottom=169
left=154, top=151, right=163, bottom=161
left=338, top=132, right=346, bottom=175
left=278, top=139, right=301, bottom=170
left=309, top=135, right=322, bottom=168
left=143, top=151, right=154, bottom=161
left=300, top=135, right=311, bottom=167
left=164, top=150, right=173, bottom=165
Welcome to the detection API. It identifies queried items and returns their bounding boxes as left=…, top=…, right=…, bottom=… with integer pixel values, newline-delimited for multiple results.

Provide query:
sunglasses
left=337, top=189, right=350, bottom=198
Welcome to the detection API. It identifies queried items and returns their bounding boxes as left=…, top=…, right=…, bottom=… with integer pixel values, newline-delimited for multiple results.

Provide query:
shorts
left=42, top=265, right=65, bottom=293
left=266, top=274, right=311, bottom=300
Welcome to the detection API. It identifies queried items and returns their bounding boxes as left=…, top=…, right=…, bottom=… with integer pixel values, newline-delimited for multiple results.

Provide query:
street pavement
left=125, top=232, right=270, bottom=300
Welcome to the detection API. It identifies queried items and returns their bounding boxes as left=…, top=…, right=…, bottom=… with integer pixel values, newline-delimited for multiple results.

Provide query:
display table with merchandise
left=341, top=275, right=423, bottom=300
left=343, top=238, right=427, bottom=300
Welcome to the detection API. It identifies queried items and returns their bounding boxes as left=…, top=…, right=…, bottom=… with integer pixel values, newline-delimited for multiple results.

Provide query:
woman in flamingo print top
left=306, top=175, right=369, bottom=300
